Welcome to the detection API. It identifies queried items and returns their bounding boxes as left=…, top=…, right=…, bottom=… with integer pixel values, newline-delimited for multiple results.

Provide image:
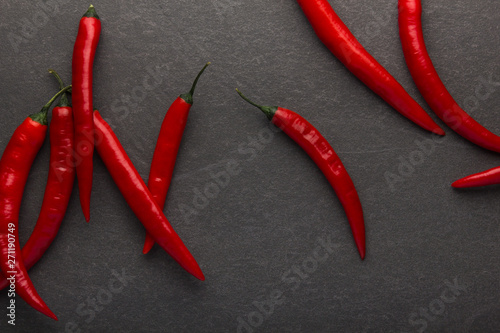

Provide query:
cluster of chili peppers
left=0, top=5, right=209, bottom=319
left=396, top=0, right=500, bottom=185
left=1, top=1, right=497, bottom=320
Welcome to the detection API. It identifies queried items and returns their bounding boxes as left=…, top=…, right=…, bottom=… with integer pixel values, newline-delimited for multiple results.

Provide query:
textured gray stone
left=0, top=0, right=498, bottom=332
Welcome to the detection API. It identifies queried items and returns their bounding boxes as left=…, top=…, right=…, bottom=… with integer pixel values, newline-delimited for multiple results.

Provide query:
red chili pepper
left=72, top=5, right=101, bottom=222
left=143, top=62, right=210, bottom=254
left=452, top=166, right=500, bottom=188
left=0, top=85, right=71, bottom=320
left=399, top=0, right=500, bottom=152
left=93, top=110, right=205, bottom=280
left=236, top=89, right=366, bottom=259
left=0, top=71, right=75, bottom=292
left=296, top=0, right=444, bottom=135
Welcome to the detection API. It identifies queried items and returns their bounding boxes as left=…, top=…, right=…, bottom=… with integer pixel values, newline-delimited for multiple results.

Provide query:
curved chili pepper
left=0, top=71, right=75, bottom=292
left=0, top=85, right=71, bottom=320
left=93, top=110, right=205, bottom=280
left=72, top=4, right=101, bottom=222
left=236, top=89, right=365, bottom=259
left=399, top=0, right=500, bottom=152
left=143, top=62, right=211, bottom=254
left=452, top=166, right=500, bottom=188
left=295, top=0, right=444, bottom=135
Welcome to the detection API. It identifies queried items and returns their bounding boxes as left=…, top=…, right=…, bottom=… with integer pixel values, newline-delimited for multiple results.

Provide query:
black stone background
left=0, top=0, right=498, bottom=332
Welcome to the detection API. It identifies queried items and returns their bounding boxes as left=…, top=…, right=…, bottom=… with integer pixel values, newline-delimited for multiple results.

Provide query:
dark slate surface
left=0, top=0, right=499, bottom=332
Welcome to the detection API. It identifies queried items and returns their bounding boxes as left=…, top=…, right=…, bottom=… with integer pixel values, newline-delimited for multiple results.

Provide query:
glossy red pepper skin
left=148, top=99, right=190, bottom=207
left=93, top=110, right=205, bottom=280
left=399, top=0, right=500, bottom=152
left=0, top=120, right=56, bottom=320
left=0, top=105, right=75, bottom=291
left=452, top=166, right=500, bottom=188
left=236, top=90, right=365, bottom=259
left=143, top=63, right=210, bottom=254
left=296, top=0, right=444, bottom=135
left=0, top=86, right=69, bottom=320
left=275, top=108, right=365, bottom=259
left=142, top=97, right=190, bottom=254
left=72, top=5, right=101, bottom=222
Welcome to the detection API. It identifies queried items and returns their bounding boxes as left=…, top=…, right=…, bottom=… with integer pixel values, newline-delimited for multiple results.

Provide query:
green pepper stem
left=48, top=69, right=64, bottom=89
left=180, top=62, right=211, bottom=105
left=48, top=69, right=70, bottom=107
left=29, top=85, right=72, bottom=125
left=41, top=85, right=72, bottom=111
left=83, top=4, right=99, bottom=19
left=235, top=88, right=277, bottom=121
